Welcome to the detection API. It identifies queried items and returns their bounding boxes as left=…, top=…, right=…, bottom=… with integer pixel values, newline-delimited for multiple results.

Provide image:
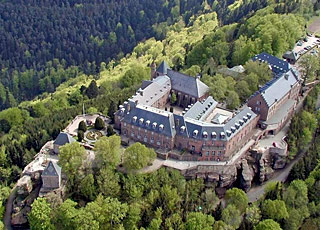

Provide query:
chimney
left=150, top=62, right=156, bottom=80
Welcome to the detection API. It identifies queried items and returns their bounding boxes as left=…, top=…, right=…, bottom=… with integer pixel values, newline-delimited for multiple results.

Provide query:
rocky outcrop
left=240, top=159, right=254, bottom=192
left=259, top=158, right=274, bottom=183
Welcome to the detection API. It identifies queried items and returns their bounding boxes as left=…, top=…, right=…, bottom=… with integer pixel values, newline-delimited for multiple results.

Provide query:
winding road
left=3, top=186, right=16, bottom=230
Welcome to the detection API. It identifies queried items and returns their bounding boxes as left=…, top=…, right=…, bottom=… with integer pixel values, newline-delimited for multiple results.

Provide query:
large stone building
left=115, top=61, right=259, bottom=161
left=248, top=54, right=301, bottom=135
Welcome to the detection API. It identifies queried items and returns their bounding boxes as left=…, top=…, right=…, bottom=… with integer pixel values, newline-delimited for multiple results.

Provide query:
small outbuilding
left=283, top=51, right=298, bottom=64
left=53, top=132, right=76, bottom=154
left=41, top=161, right=61, bottom=190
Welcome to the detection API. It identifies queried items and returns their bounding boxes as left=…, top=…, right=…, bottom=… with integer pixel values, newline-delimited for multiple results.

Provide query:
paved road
left=3, top=186, right=16, bottom=230
left=247, top=145, right=307, bottom=202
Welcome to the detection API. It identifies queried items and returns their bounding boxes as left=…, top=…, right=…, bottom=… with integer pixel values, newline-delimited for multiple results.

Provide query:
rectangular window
left=191, top=145, right=195, bottom=151
left=212, top=151, right=215, bottom=156
left=206, top=151, right=209, bottom=156
left=131, top=132, right=134, bottom=137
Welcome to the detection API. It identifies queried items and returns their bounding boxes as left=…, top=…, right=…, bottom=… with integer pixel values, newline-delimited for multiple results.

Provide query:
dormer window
left=146, top=120, right=150, bottom=127
left=193, top=130, right=199, bottom=138
left=159, top=124, right=164, bottom=131
left=202, top=131, right=208, bottom=138
left=243, top=116, right=248, bottom=122
left=235, top=123, right=240, bottom=129
left=180, top=126, right=186, bottom=133
left=239, top=120, right=244, bottom=126
left=152, top=122, right=157, bottom=129
left=211, top=132, right=217, bottom=139
left=120, top=108, right=125, bottom=114
left=132, top=116, right=137, bottom=123
left=247, top=113, right=252, bottom=119
left=220, top=132, right=225, bottom=139
left=231, top=127, right=236, bottom=133
left=139, top=118, right=144, bottom=125
left=226, top=130, right=232, bottom=137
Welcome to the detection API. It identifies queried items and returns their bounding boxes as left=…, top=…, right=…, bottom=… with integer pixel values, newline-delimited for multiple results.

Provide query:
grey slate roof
left=157, top=61, right=170, bottom=75
left=258, top=69, right=299, bottom=107
left=252, top=52, right=290, bottom=75
left=178, top=106, right=257, bottom=141
left=167, top=69, right=209, bottom=98
left=184, top=96, right=218, bottom=120
left=130, top=75, right=171, bottom=106
left=42, top=161, right=61, bottom=177
left=53, top=132, right=76, bottom=146
left=283, top=51, right=298, bottom=62
left=123, top=105, right=176, bottom=137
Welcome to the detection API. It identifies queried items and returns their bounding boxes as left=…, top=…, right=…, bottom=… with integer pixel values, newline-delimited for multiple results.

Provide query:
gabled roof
left=184, top=96, right=218, bottom=120
left=252, top=52, right=290, bottom=75
left=257, top=69, right=299, bottom=107
left=53, top=132, right=76, bottom=146
left=123, top=105, right=176, bottom=137
left=42, top=161, right=61, bottom=177
left=283, top=51, right=298, bottom=61
left=156, top=61, right=170, bottom=75
left=167, top=69, right=209, bottom=98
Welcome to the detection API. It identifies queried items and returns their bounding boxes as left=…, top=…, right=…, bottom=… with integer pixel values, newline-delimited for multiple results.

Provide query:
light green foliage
left=53, top=199, right=78, bottom=229
left=225, top=188, right=249, bottom=213
left=283, top=180, right=310, bottom=230
left=165, top=213, right=184, bottom=230
left=254, top=219, right=282, bottom=230
left=298, top=54, right=319, bottom=82
left=185, top=212, right=215, bottom=230
left=244, top=60, right=272, bottom=85
left=200, top=188, right=219, bottom=214
left=226, top=91, right=240, bottom=110
left=121, top=64, right=150, bottom=88
left=170, top=92, right=177, bottom=105
left=213, top=220, right=234, bottom=230
left=0, top=107, right=26, bottom=127
left=123, top=142, right=156, bottom=171
left=124, top=202, right=141, bottom=230
left=97, top=166, right=120, bottom=198
left=87, top=107, right=98, bottom=114
left=79, top=174, right=96, bottom=201
left=0, top=221, right=3, bottom=230
left=94, top=135, right=121, bottom=168
left=28, top=198, right=54, bottom=230
left=221, top=204, right=242, bottom=229
left=239, top=12, right=305, bottom=57
left=183, top=65, right=201, bottom=77
left=32, top=102, right=50, bottom=117
left=160, top=185, right=182, bottom=216
left=235, top=80, right=251, bottom=101
left=147, top=207, right=163, bottom=230
left=261, top=199, right=289, bottom=221
left=85, top=195, right=128, bottom=229
left=58, top=142, right=86, bottom=186
left=245, top=203, right=261, bottom=226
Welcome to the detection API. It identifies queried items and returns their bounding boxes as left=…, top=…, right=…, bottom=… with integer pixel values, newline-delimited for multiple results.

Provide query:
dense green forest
left=0, top=0, right=213, bottom=109
left=0, top=0, right=320, bottom=229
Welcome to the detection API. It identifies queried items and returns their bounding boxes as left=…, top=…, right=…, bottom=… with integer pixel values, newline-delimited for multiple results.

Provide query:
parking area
left=293, top=34, right=320, bottom=58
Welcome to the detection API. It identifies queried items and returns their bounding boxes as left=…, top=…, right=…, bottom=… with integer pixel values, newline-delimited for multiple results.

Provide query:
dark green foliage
left=78, top=121, right=87, bottom=132
left=107, top=125, right=115, bottom=137
left=0, top=119, right=10, bottom=133
left=85, top=81, right=99, bottom=99
left=77, top=130, right=84, bottom=142
left=94, top=117, right=105, bottom=130
left=108, top=100, right=117, bottom=123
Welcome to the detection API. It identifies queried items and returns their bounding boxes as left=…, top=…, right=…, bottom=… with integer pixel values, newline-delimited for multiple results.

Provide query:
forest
left=0, top=0, right=320, bottom=229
